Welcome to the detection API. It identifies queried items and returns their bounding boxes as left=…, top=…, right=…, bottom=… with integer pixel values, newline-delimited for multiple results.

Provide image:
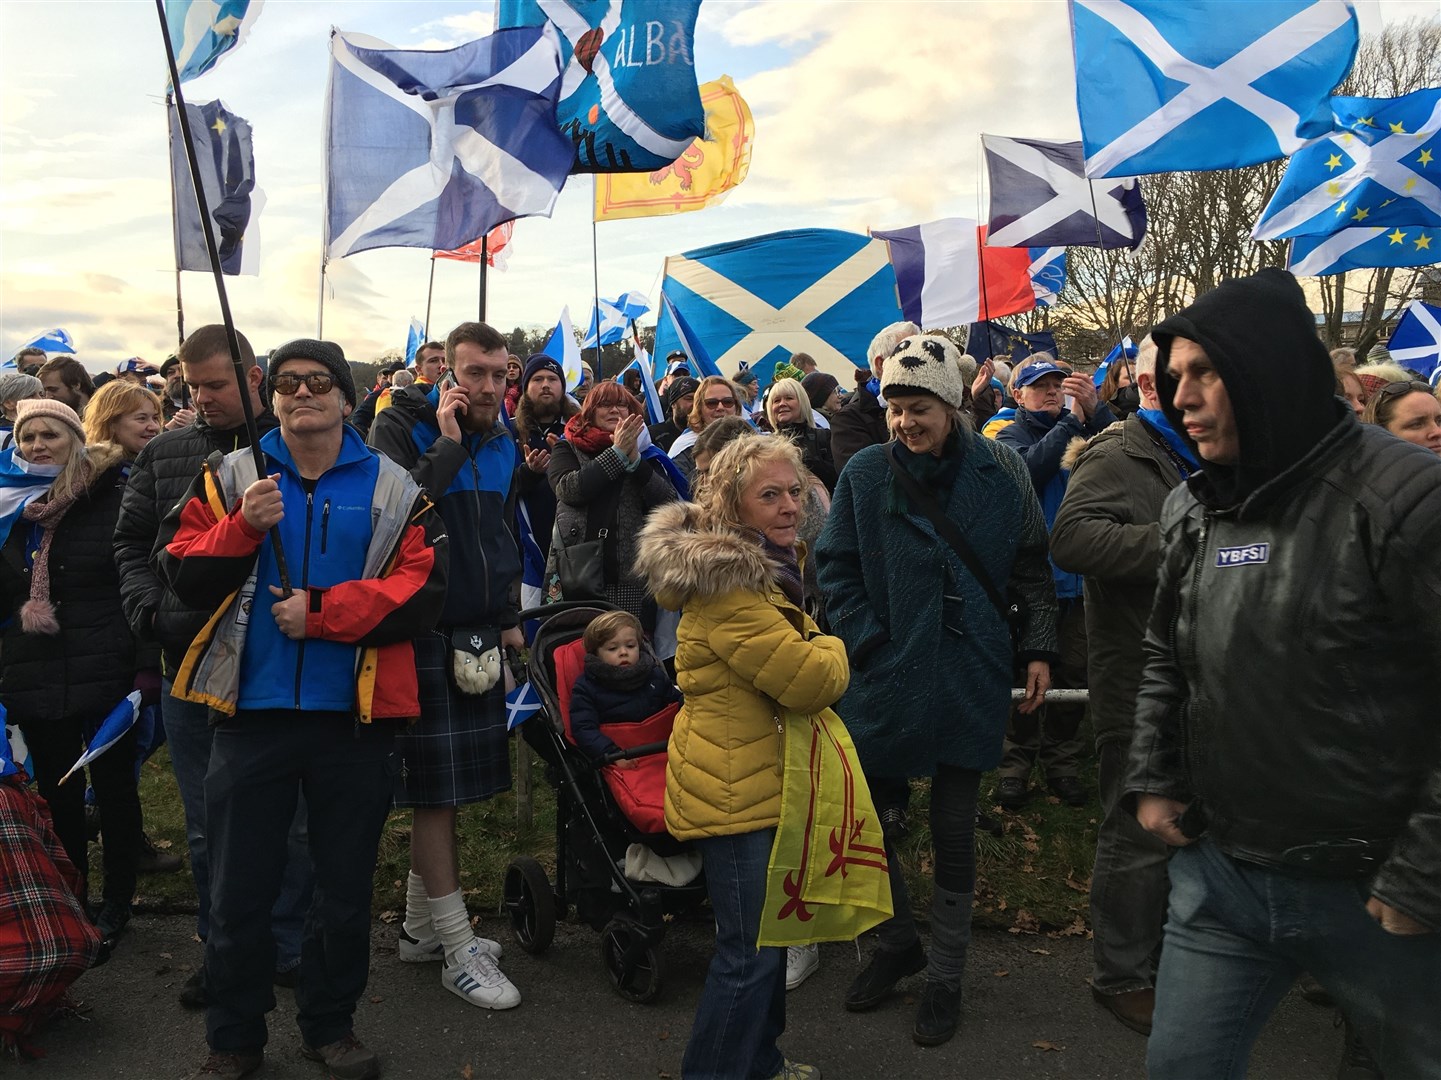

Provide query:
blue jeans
left=1150, top=837, right=1441, bottom=1080
left=162, top=679, right=313, bottom=969
left=682, top=828, right=786, bottom=1080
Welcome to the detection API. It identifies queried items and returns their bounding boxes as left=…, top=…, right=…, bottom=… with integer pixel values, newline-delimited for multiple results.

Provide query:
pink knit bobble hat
left=15, top=398, right=86, bottom=442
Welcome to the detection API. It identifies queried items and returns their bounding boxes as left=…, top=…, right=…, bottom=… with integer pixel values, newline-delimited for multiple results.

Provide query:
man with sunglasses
left=1122, top=270, right=1441, bottom=1078
left=158, top=339, right=449, bottom=1080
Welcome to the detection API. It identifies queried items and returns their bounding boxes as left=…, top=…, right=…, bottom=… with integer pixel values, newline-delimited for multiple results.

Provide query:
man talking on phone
left=368, top=322, right=526, bottom=1012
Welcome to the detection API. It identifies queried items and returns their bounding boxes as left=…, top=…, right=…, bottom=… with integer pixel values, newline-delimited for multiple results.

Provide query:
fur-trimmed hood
left=85, top=441, right=129, bottom=481
left=1060, top=435, right=1089, bottom=473
left=634, top=501, right=776, bottom=610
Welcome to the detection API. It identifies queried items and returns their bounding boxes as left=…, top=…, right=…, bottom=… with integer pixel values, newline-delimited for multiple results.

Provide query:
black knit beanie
left=269, top=339, right=356, bottom=407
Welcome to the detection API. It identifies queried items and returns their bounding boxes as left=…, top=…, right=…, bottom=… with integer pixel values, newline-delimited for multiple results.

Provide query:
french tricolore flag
left=872, top=219, right=1037, bottom=329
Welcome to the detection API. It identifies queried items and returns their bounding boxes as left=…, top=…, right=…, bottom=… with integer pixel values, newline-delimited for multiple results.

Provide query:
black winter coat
left=1, top=452, right=137, bottom=726
left=569, top=655, right=682, bottom=762
left=774, top=423, right=837, bottom=494
left=830, top=386, right=888, bottom=475
left=114, top=411, right=278, bottom=673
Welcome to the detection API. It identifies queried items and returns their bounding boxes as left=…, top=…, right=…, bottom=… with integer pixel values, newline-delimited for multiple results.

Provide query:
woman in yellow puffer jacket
left=635, top=435, right=848, bottom=1080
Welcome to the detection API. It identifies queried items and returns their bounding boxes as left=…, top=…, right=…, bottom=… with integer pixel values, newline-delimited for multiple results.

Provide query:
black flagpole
left=155, top=0, right=291, bottom=594
left=165, top=91, right=186, bottom=349
left=478, top=234, right=489, bottom=321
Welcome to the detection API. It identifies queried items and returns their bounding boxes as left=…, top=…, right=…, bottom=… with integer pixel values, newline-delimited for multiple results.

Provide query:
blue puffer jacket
left=995, top=405, right=1115, bottom=601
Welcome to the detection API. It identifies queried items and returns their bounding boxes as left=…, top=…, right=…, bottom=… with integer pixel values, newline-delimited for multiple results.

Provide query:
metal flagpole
left=975, top=141, right=996, bottom=363
left=154, top=0, right=292, bottom=594
left=165, top=91, right=186, bottom=348
left=590, top=178, right=602, bottom=371
left=424, top=255, right=437, bottom=336
left=478, top=234, right=489, bottom=321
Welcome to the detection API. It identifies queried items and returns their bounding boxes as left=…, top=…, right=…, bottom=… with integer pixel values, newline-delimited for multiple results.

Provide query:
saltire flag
left=404, top=317, right=426, bottom=365
left=1287, top=225, right=1439, bottom=277
left=506, top=677, right=543, bottom=730
left=433, top=221, right=516, bottom=269
left=652, top=229, right=904, bottom=381
left=164, top=0, right=263, bottom=85
left=6, top=329, right=75, bottom=370
left=594, top=74, right=754, bottom=220
left=497, top=0, right=704, bottom=173
left=515, top=499, right=548, bottom=614
left=325, top=27, right=572, bottom=259
left=542, top=307, right=585, bottom=390
left=1070, top=0, right=1360, bottom=178
left=984, top=135, right=1146, bottom=249
left=1253, top=88, right=1441, bottom=241
left=658, top=293, right=722, bottom=379
left=967, top=321, right=1059, bottom=362
left=1029, top=247, right=1067, bottom=307
left=1386, top=300, right=1441, bottom=384
left=170, top=98, right=259, bottom=276
left=623, top=344, right=665, bottom=423
left=582, top=290, right=650, bottom=348
left=1092, top=336, right=1138, bottom=386
left=59, top=693, right=142, bottom=785
left=871, top=219, right=1036, bottom=329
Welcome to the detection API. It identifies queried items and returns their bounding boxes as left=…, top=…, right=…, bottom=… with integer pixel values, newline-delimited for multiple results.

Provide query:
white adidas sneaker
left=399, top=928, right=501, bottom=963
left=442, top=940, right=521, bottom=1010
left=785, top=944, right=819, bottom=990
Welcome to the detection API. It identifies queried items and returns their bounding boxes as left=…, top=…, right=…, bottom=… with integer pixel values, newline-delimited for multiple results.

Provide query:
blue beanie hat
left=522, top=353, right=566, bottom=392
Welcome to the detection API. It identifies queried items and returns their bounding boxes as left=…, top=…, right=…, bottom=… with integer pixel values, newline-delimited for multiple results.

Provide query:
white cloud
left=404, top=9, right=495, bottom=49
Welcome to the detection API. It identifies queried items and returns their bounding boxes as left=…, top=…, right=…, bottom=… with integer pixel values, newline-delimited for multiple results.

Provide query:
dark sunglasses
left=1377, top=380, right=1433, bottom=400
left=704, top=397, right=737, bottom=409
left=270, top=372, right=336, bottom=396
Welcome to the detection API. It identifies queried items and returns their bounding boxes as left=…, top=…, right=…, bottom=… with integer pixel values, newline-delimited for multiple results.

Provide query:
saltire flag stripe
left=622, top=346, right=666, bottom=424
left=325, top=27, right=571, bottom=259
left=165, top=0, right=263, bottom=85
left=11, top=329, right=76, bottom=358
left=983, top=135, right=1145, bottom=249
left=872, top=219, right=1036, bottom=328
left=1253, top=88, right=1441, bottom=240
left=659, top=293, right=722, bottom=379
left=1386, top=299, right=1441, bottom=383
left=1071, top=0, right=1360, bottom=178
left=59, top=693, right=142, bottom=785
left=1287, top=226, right=1439, bottom=276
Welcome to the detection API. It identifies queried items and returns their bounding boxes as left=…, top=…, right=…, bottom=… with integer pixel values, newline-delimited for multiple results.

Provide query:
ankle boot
left=914, top=887, right=972, bottom=1045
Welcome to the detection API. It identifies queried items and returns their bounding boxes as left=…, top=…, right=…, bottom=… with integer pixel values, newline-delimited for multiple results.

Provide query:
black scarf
left=753, top=530, right=804, bottom=609
left=582, top=650, right=656, bottom=692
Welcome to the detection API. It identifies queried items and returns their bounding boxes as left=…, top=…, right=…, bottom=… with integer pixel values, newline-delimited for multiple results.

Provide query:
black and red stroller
left=501, top=603, right=707, bottom=1002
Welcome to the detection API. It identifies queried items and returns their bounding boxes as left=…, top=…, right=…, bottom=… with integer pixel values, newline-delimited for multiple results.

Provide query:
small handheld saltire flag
left=1386, top=300, right=1441, bottom=384
left=758, top=707, right=893, bottom=947
left=984, top=135, right=1146, bottom=249
left=658, top=293, right=721, bottom=379
left=1287, top=225, right=1439, bottom=277
left=594, top=75, right=754, bottom=220
left=582, top=290, right=650, bottom=348
left=170, top=99, right=259, bottom=276
left=872, top=219, right=1036, bottom=328
left=59, top=693, right=142, bottom=785
left=506, top=678, right=543, bottom=731
left=404, top=318, right=426, bottom=365
left=497, top=0, right=705, bottom=173
left=623, top=345, right=665, bottom=423
left=542, top=308, right=585, bottom=389
left=434, top=221, right=516, bottom=270
left=1253, top=89, right=1441, bottom=241
left=164, top=0, right=263, bottom=85
left=325, top=27, right=572, bottom=259
left=515, top=499, right=548, bottom=614
left=1092, top=337, right=1138, bottom=387
left=1029, top=247, right=1067, bottom=308
left=1070, top=0, right=1360, bottom=178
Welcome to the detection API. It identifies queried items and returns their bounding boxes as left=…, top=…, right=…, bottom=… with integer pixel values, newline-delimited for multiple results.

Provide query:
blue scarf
left=1137, top=408, right=1200, bottom=476
left=0, top=447, right=61, bottom=552
left=642, top=444, right=690, bottom=501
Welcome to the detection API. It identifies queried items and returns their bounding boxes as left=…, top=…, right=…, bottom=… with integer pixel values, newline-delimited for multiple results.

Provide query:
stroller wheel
left=600, top=918, right=665, bottom=1004
left=502, top=856, right=556, bottom=955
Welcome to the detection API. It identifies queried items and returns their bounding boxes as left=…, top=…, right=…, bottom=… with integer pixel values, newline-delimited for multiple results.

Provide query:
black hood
left=1153, top=268, right=1341, bottom=507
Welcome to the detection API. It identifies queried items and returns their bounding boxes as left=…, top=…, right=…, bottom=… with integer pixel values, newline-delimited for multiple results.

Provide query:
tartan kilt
left=393, top=630, right=512, bottom=808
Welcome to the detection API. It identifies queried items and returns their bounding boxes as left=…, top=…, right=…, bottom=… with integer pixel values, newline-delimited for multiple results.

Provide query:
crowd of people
left=2, top=267, right=1439, bottom=1080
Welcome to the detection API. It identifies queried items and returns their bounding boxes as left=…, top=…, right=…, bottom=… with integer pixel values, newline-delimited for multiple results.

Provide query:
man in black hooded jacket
left=1123, top=269, right=1441, bottom=1078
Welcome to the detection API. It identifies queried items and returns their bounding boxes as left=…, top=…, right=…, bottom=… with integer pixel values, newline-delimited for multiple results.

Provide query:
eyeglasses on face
left=704, top=397, right=737, bottom=410
left=270, top=372, right=336, bottom=396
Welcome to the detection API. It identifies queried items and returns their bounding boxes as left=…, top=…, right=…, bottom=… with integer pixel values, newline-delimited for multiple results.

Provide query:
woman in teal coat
left=816, top=334, right=1058, bottom=1047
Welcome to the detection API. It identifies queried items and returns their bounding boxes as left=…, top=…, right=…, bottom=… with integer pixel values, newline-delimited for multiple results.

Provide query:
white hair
left=764, top=377, right=815, bottom=429
left=1135, top=334, right=1158, bottom=380
left=391, top=369, right=415, bottom=388
left=867, top=320, right=921, bottom=375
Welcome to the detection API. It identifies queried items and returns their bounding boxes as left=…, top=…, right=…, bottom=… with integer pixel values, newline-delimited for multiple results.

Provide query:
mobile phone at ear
left=438, top=371, right=457, bottom=391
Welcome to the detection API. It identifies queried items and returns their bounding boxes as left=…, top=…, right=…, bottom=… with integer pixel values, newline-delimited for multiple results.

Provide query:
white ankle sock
left=429, top=890, right=473, bottom=962
left=403, top=872, right=431, bottom=940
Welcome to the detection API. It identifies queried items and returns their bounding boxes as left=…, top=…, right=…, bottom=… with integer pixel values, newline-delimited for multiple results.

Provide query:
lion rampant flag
left=593, top=75, right=753, bottom=222
left=757, top=707, right=894, bottom=947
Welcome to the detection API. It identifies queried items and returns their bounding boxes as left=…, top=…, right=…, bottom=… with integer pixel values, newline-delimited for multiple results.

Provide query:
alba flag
left=594, top=76, right=754, bottom=222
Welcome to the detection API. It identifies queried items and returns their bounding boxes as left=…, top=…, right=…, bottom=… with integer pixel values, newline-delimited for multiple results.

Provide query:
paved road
left=30, top=913, right=1340, bottom=1079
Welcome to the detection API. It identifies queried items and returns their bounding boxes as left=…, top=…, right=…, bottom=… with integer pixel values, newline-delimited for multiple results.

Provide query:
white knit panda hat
left=879, top=334, right=965, bottom=408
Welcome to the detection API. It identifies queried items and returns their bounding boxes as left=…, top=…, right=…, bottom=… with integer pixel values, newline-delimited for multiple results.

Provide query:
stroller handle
left=516, top=601, right=623, bottom=626
left=600, top=741, right=669, bottom=765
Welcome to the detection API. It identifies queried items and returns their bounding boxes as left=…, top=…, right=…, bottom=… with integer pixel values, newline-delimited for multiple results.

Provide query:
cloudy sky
left=0, top=0, right=1428, bottom=369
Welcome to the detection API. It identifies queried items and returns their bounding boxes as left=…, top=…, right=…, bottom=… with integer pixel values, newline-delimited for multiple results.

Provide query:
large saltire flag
left=1287, top=225, right=1439, bottom=277
left=325, top=27, right=573, bottom=259
left=594, top=75, right=754, bottom=220
left=497, top=0, right=705, bottom=173
left=164, top=0, right=263, bottom=85
left=870, top=219, right=1037, bottom=328
left=170, top=99, right=260, bottom=275
left=758, top=707, right=893, bottom=947
left=1070, top=0, right=1359, bottom=177
left=651, top=229, right=904, bottom=381
left=1386, top=300, right=1441, bottom=384
left=1253, top=89, right=1441, bottom=241
left=983, top=135, right=1146, bottom=249
left=434, top=221, right=516, bottom=269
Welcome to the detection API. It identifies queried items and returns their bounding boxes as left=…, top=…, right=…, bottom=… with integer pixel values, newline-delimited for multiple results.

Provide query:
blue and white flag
left=542, top=307, right=585, bottom=389
left=984, top=135, right=1146, bottom=249
left=497, top=0, right=704, bottom=172
left=506, top=677, right=543, bottom=730
left=164, top=0, right=263, bottom=85
left=171, top=98, right=259, bottom=276
left=1254, top=88, right=1441, bottom=241
left=1070, top=0, right=1359, bottom=178
left=59, top=692, right=142, bottom=785
left=1288, top=225, right=1439, bottom=277
left=13, top=328, right=75, bottom=357
left=1093, top=337, right=1138, bottom=387
left=581, top=289, right=650, bottom=348
left=516, top=499, right=548, bottom=614
left=2, top=703, right=28, bottom=780
left=624, top=345, right=666, bottom=424
left=658, top=293, right=722, bottom=379
left=1028, top=247, right=1067, bottom=308
left=404, top=317, right=426, bottom=365
left=653, top=229, right=905, bottom=379
left=1387, top=300, right=1441, bottom=384
left=325, top=27, right=573, bottom=259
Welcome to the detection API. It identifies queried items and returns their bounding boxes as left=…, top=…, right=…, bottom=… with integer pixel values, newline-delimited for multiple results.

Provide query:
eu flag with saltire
left=653, top=229, right=905, bottom=382
left=164, top=0, right=263, bottom=85
left=1287, top=225, right=1439, bottom=277
left=171, top=98, right=259, bottom=275
left=759, top=707, right=893, bottom=946
left=1070, top=0, right=1359, bottom=178
left=1253, top=88, right=1441, bottom=241
left=542, top=308, right=585, bottom=390
left=497, top=0, right=705, bottom=173
left=581, top=290, right=650, bottom=348
left=325, top=27, right=573, bottom=259
left=59, top=693, right=142, bottom=785
left=1387, top=300, right=1441, bottom=384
